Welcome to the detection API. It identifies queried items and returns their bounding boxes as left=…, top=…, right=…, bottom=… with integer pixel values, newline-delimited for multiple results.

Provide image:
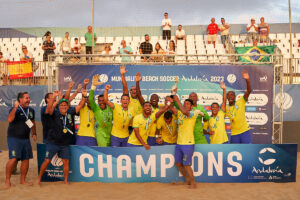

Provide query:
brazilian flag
left=235, top=45, right=276, bottom=63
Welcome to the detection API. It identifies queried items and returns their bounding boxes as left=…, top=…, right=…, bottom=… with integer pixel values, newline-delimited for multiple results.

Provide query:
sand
left=0, top=151, right=299, bottom=200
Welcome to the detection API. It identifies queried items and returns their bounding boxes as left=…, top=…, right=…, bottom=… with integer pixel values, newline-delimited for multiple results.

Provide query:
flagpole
left=92, top=0, right=95, bottom=55
left=288, top=0, right=293, bottom=83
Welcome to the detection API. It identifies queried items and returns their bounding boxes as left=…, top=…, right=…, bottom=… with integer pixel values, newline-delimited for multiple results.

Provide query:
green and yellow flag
left=235, top=45, right=276, bottom=63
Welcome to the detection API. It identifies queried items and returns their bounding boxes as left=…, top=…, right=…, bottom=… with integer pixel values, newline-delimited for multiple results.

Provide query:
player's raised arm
left=173, top=94, right=189, bottom=117
left=136, top=72, right=145, bottom=105
left=220, top=81, right=226, bottom=112
left=242, top=70, right=252, bottom=101
left=120, top=64, right=129, bottom=95
left=104, top=84, right=114, bottom=109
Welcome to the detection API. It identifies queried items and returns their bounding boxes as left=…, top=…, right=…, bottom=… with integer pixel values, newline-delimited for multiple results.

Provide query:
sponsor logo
left=0, top=98, right=8, bottom=107
left=99, top=74, right=108, bottom=83
left=51, top=153, right=63, bottom=167
left=227, top=74, right=236, bottom=84
left=258, top=148, right=276, bottom=165
left=40, top=99, right=46, bottom=107
left=181, top=93, right=222, bottom=105
left=29, top=100, right=37, bottom=107
left=252, top=132, right=269, bottom=135
left=64, top=76, right=72, bottom=82
left=237, top=94, right=268, bottom=106
left=246, top=112, right=268, bottom=125
left=181, top=75, right=209, bottom=82
left=275, top=93, right=293, bottom=110
left=246, top=107, right=257, bottom=112
left=259, top=76, right=268, bottom=82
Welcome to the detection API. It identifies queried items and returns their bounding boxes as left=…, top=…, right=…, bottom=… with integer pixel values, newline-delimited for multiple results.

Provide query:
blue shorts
left=163, top=141, right=175, bottom=145
left=7, top=137, right=33, bottom=161
left=110, top=135, right=128, bottom=147
left=230, top=130, right=252, bottom=144
left=127, top=143, right=142, bottom=147
left=175, top=144, right=194, bottom=166
left=147, top=136, right=158, bottom=146
left=76, top=136, right=97, bottom=146
left=45, top=143, right=70, bottom=160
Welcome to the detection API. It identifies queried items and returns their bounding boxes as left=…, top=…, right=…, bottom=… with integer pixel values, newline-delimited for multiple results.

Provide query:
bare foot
left=20, top=181, right=33, bottom=186
left=4, top=182, right=11, bottom=189
left=34, top=180, right=41, bottom=187
left=64, top=181, right=70, bottom=185
left=188, top=182, right=197, bottom=189
left=170, top=181, right=186, bottom=185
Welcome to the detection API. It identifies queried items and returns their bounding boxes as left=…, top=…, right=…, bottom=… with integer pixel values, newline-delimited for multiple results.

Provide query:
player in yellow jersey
left=203, top=81, right=229, bottom=144
left=104, top=84, right=134, bottom=147
left=120, top=64, right=143, bottom=122
left=226, top=70, right=252, bottom=143
left=135, top=72, right=164, bottom=145
left=156, top=110, right=178, bottom=145
left=169, top=93, right=201, bottom=189
left=127, top=101, right=168, bottom=149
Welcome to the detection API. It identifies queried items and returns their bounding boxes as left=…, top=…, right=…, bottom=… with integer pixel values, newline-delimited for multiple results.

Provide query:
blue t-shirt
left=7, top=106, right=35, bottom=139
left=120, top=46, right=133, bottom=62
left=46, top=107, right=78, bottom=145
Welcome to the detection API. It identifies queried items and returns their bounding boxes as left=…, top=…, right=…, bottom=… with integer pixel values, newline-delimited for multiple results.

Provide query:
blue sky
left=0, top=0, right=299, bottom=28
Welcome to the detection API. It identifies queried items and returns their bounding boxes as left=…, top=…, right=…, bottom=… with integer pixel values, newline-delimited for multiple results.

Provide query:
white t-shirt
left=219, top=24, right=230, bottom=36
left=60, top=37, right=71, bottom=51
left=20, top=52, right=33, bottom=60
left=161, top=18, right=172, bottom=30
left=247, top=24, right=258, bottom=33
left=176, top=30, right=185, bottom=38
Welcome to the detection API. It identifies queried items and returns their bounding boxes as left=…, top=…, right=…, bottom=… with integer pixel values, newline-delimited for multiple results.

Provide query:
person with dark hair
left=41, top=92, right=53, bottom=143
left=203, top=81, right=228, bottom=144
left=151, top=42, right=165, bottom=62
left=42, top=35, right=56, bottom=61
left=42, top=31, right=51, bottom=42
left=207, top=18, right=219, bottom=47
left=104, top=80, right=135, bottom=147
left=169, top=93, right=202, bottom=189
left=5, top=92, right=37, bottom=189
left=226, top=70, right=252, bottom=144
left=35, top=89, right=86, bottom=186
left=161, top=12, right=172, bottom=40
left=139, top=34, right=153, bottom=61
left=127, top=101, right=168, bottom=149
left=166, top=40, right=176, bottom=62
left=175, top=25, right=186, bottom=45
left=89, top=75, right=113, bottom=147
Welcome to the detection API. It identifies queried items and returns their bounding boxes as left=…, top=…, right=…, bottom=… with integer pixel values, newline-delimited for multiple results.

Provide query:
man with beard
left=203, top=81, right=229, bottom=144
left=226, top=70, right=252, bottom=144
left=35, top=89, right=86, bottom=185
left=104, top=84, right=135, bottom=147
left=127, top=101, right=168, bottom=149
left=5, top=92, right=37, bottom=189
left=188, top=92, right=210, bottom=144
left=88, top=75, right=113, bottom=147
left=135, top=72, right=164, bottom=145
left=76, top=79, right=97, bottom=146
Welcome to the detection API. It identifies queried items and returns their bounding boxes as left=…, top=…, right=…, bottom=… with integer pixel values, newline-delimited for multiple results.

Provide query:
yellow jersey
left=226, top=96, right=250, bottom=135
left=127, top=113, right=156, bottom=145
left=77, top=105, right=96, bottom=138
left=208, top=110, right=228, bottom=144
left=177, top=110, right=197, bottom=145
left=148, top=104, right=164, bottom=137
left=111, top=103, right=134, bottom=138
left=156, top=114, right=177, bottom=144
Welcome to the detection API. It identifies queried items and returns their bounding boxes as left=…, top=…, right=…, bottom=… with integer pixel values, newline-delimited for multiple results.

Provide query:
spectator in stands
left=219, top=18, right=230, bottom=48
left=161, top=12, right=172, bottom=40
left=139, top=34, right=153, bottom=61
left=258, top=17, right=270, bottom=44
left=206, top=18, right=219, bottom=47
left=166, top=40, right=176, bottom=62
left=253, top=39, right=258, bottom=46
left=42, top=35, right=56, bottom=61
left=85, top=25, right=97, bottom=55
left=100, top=44, right=112, bottom=62
left=60, top=32, right=71, bottom=54
left=71, top=38, right=81, bottom=54
left=246, top=18, right=258, bottom=43
left=119, top=40, right=133, bottom=63
left=20, top=45, right=33, bottom=62
left=0, top=51, right=9, bottom=85
left=42, top=31, right=51, bottom=42
left=175, top=25, right=186, bottom=45
left=151, top=42, right=165, bottom=62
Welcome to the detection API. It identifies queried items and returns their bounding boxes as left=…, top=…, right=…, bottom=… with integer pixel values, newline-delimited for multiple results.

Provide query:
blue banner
left=37, top=144, right=297, bottom=183
left=58, top=64, right=274, bottom=144
left=275, top=84, right=300, bottom=121
left=0, top=85, right=50, bottom=121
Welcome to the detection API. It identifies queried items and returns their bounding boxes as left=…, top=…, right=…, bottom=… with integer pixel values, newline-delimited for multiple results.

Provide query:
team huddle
left=5, top=65, right=252, bottom=189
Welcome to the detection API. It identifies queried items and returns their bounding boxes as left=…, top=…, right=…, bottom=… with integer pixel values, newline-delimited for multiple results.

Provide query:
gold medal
left=63, top=128, right=68, bottom=134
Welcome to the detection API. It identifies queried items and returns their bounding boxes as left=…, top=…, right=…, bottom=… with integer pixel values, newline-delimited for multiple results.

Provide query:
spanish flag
left=235, top=45, right=276, bottom=63
left=7, top=61, right=33, bottom=79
